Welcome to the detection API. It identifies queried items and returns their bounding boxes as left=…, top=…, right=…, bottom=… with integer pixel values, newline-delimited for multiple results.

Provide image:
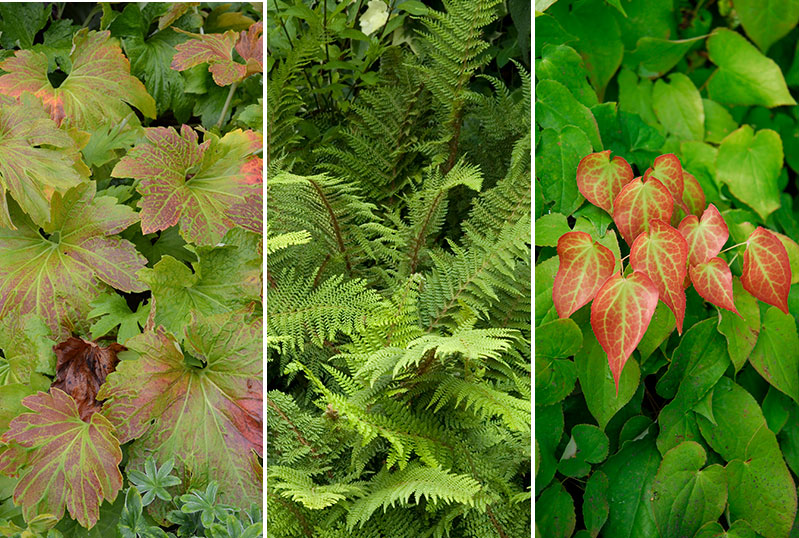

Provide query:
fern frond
left=267, top=171, right=382, bottom=276
left=427, top=375, right=530, bottom=432
left=392, top=328, right=516, bottom=377
left=270, top=466, right=366, bottom=509
left=346, top=463, right=482, bottom=529
left=415, top=0, right=502, bottom=169
left=267, top=271, right=385, bottom=351
left=266, top=228, right=312, bottom=255
left=316, top=48, right=434, bottom=199
left=267, top=28, right=321, bottom=165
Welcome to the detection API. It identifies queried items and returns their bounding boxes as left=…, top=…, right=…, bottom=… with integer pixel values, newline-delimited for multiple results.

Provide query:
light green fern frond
left=270, top=466, right=366, bottom=509
left=346, top=463, right=482, bottom=529
left=426, top=375, right=530, bottom=432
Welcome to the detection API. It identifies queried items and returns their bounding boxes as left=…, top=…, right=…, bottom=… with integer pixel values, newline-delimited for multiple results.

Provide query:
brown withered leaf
left=51, top=338, right=124, bottom=421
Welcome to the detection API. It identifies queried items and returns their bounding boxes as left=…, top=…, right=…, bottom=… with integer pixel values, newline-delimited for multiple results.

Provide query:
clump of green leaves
left=536, top=1, right=799, bottom=536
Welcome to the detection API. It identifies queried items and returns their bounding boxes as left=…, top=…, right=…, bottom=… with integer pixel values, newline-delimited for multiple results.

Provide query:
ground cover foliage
left=266, top=0, right=531, bottom=535
left=535, top=1, right=799, bottom=537
left=0, top=3, right=263, bottom=537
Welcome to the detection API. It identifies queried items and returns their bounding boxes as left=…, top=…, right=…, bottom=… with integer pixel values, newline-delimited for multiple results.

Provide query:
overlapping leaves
left=111, top=125, right=262, bottom=245
left=0, top=29, right=156, bottom=129
left=555, top=151, right=792, bottom=387
left=0, top=182, right=147, bottom=339
left=98, top=311, right=263, bottom=507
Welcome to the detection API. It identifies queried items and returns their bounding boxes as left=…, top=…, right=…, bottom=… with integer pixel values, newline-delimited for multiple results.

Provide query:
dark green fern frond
left=267, top=171, right=382, bottom=277
left=316, top=48, right=434, bottom=199
left=267, top=28, right=321, bottom=166
left=416, top=0, right=502, bottom=171
left=267, top=270, right=385, bottom=352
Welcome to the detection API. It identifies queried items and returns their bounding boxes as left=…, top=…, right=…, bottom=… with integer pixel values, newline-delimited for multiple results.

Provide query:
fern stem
left=308, top=178, right=353, bottom=274
left=271, top=0, right=323, bottom=111
left=486, top=505, right=509, bottom=538
left=216, top=81, right=238, bottom=128
left=267, top=397, right=320, bottom=456
left=409, top=189, right=445, bottom=273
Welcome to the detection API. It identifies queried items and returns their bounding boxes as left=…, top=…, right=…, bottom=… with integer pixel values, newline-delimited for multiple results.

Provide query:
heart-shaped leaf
left=677, top=170, right=705, bottom=219
left=590, top=271, right=659, bottom=392
left=612, top=177, right=674, bottom=247
left=742, top=227, right=791, bottom=314
left=644, top=154, right=684, bottom=209
left=553, top=231, right=617, bottom=319
left=678, top=204, right=729, bottom=266
left=689, top=257, right=738, bottom=314
left=630, top=219, right=688, bottom=333
left=575, top=150, right=634, bottom=214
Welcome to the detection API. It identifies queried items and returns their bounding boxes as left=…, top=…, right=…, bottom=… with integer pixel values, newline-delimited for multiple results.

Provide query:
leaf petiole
left=215, top=81, right=238, bottom=129
left=719, top=241, right=748, bottom=254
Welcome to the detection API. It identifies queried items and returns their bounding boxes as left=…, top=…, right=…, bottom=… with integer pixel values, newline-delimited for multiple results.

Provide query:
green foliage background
left=535, top=1, right=799, bottom=537
left=267, top=0, right=531, bottom=536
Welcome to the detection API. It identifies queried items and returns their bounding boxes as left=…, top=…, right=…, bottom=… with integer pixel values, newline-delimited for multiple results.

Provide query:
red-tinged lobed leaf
left=51, top=338, right=124, bottom=421
left=0, top=30, right=155, bottom=129
left=0, top=182, right=147, bottom=339
left=590, top=271, right=659, bottom=393
left=678, top=204, right=729, bottom=266
left=171, top=28, right=247, bottom=86
left=234, top=21, right=264, bottom=77
left=0, top=389, right=122, bottom=529
left=0, top=94, right=89, bottom=228
left=689, top=257, right=739, bottom=315
left=742, top=227, right=791, bottom=314
left=111, top=125, right=262, bottom=245
left=630, top=219, right=688, bottom=333
left=575, top=150, right=634, bottom=214
left=552, top=231, right=616, bottom=319
left=97, top=311, right=262, bottom=507
left=612, top=177, right=674, bottom=247
left=644, top=154, right=686, bottom=211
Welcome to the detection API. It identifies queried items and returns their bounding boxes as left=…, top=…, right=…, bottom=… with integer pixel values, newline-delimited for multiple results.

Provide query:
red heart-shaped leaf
left=681, top=171, right=705, bottom=217
left=689, top=257, right=739, bottom=315
left=742, top=227, right=791, bottom=314
left=591, top=271, right=659, bottom=394
left=553, top=231, right=617, bottom=319
left=644, top=154, right=684, bottom=206
left=678, top=204, right=729, bottom=266
left=613, top=177, right=674, bottom=247
left=575, top=150, right=634, bottom=214
left=630, top=219, right=688, bottom=333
